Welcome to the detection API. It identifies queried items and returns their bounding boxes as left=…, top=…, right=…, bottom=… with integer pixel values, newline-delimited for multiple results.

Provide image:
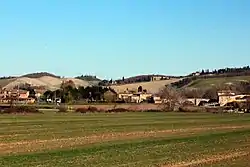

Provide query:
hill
left=187, top=76, right=250, bottom=88
left=75, top=75, right=101, bottom=81
left=115, top=74, right=178, bottom=84
left=0, top=76, right=98, bottom=90
left=171, top=65, right=250, bottom=89
left=21, top=72, right=60, bottom=78
left=171, top=74, right=250, bottom=90
left=111, top=78, right=181, bottom=94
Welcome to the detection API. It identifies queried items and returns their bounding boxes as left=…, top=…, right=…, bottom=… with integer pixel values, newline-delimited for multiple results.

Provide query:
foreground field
left=0, top=112, right=250, bottom=167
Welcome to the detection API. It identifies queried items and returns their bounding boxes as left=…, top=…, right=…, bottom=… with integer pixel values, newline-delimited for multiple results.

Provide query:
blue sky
left=0, top=0, right=250, bottom=79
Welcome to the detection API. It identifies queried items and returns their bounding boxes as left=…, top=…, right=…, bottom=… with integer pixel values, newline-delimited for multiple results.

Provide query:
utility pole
left=55, top=89, right=57, bottom=105
left=17, top=84, right=19, bottom=105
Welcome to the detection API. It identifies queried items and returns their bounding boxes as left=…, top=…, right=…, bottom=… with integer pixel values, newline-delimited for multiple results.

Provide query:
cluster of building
left=103, top=87, right=162, bottom=104
left=0, top=88, right=45, bottom=104
left=185, top=90, right=250, bottom=109
left=1, top=83, right=250, bottom=108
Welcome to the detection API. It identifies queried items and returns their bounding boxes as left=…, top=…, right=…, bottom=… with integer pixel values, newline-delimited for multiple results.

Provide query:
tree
left=104, top=89, right=117, bottom=102
left=201, top=69, right=205, bottom=75
left=182, top=88, right=205, bottom=98
left=43, top=90, right=53, bottom=99
left=202, top=88, right=218, bottom=100
left=28, top=88, right=36, bottom=98
left=63, top=91, right=73, bottom=104
left=61, top=80, right=75, bottom=89
left=158, top=86, right=184, bottom=111
left=138, top=86, right=143, bottom=92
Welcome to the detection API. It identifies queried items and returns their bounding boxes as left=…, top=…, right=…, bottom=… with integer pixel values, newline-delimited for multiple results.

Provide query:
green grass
left=0, top=78, right=16, bottom=87
left=188, top=76, right=250, bottom=88
left=1, top=112, right=250, bottom=166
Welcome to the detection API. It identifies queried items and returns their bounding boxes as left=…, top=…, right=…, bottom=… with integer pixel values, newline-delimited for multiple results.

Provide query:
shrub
left=106, top=108, right=130, bottom=113
left=75, top=106, right=99, bottom=113
left=87, top=106, right=98, bottom=112
left=205, top=107, right=222, bottom=113
left=58, top=106, right=68, bottom=113
left=178, top=106, right=204, bottom=112
left=1, top=106, right=41, bottom=114
left=75, top=108, right=88, bottom=113
left=143, top=109, right=163, bottom=112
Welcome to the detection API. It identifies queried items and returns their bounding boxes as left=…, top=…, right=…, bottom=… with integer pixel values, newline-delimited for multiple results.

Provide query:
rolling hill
left=0, top=76, right=98, bottom=90
left=111, top=78, right=181, bottom=94
left=187, top=76, right=250, bottom=88
left=171, top=75, right=250, bottom=89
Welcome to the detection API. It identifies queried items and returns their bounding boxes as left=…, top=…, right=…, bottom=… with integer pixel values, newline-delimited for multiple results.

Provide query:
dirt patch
left=1, top=125, right=250, bottom=155
left=161, top=151, right=249, bottom=167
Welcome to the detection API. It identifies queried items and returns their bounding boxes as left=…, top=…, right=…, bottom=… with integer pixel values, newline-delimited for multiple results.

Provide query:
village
left=1, top=81, right=250, bottom=113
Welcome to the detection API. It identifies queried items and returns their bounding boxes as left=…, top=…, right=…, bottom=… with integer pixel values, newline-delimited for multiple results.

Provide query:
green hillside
left=187, top=76, right=250, bottom=88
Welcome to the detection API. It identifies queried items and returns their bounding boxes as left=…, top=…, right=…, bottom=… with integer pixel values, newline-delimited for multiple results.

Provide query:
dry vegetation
left=111, top=78, right=181, bottom=94
left=0, top=76, right=96, bottom=90
left=0, top=111, right=250, bottom=167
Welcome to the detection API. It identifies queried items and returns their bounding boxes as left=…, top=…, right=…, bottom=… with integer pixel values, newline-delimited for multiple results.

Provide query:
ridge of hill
left=171, top=72, right=250, bottom=89
left=75, top=75, right=101, bottom=81
left=114, top=74, right=180, bottom=84
left=0, top=76, right=98, bottom=90
left=111, top=78, right=181, bottom=94
left=21, top=72, right=60, bottom=78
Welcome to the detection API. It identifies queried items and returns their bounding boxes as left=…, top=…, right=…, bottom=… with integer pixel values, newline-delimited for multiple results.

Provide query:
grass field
left=188, top=76, right=250, bottom=88
left=1, top=112, right=250, bottom=167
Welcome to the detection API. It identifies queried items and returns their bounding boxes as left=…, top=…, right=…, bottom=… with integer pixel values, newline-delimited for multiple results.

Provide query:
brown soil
left=162, top=151, right=249, bottom=167
left=1, top=125, right=249, bottom=155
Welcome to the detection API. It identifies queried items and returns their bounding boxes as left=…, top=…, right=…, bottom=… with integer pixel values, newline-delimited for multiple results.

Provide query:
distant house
left=153, top=96, right=162, bottom=104
left=0, top=89, right=36, bottom=104
left=186, top=98, right=213, bottom=106
left=150, top=76, right=169, bottom=81
left=118, top=93, right=133, bottom=102
left=218, top=90, right=236, bottom=106
left=218, top=90, right=250, bottom=106
left=34, top=89, right=46, bottom=98
left=191, top=72, right=201, bottom=76
left=18, top=90, right=30, bottom=99
left=118, top=92, right=153, bottom=103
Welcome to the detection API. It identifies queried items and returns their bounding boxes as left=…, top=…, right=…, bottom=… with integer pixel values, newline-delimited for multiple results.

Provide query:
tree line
left=189, top=66, right=250, bottom=76
left=172, top=66, right=250, bottom=88
left=42, top=85, right=110, bottom=104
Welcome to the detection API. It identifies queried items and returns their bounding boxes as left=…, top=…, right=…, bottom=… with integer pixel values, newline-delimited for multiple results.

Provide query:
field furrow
left=1, top=112, right=250, bottom=166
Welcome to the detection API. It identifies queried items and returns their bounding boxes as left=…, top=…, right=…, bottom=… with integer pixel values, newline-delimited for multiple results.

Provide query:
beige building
left=0, top=89, right=36, bottom=104
left=186, top=98, right=211, bottom=106
left=218, top=90, right=250, bottom=106
left=118, top=92, right=153, bottom=103
left=218, top=91, right=236, bottom=106
left=150, top=76, right=169, bottom=81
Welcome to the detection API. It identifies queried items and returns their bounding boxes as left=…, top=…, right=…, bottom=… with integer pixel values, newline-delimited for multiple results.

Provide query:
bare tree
left=181, top=88, right=205, bottom=98
left=216, top=82, right=250, bottom=94
left=202, top=87, right=218, bottom=100
left=158, top=86, right=184, bottom=111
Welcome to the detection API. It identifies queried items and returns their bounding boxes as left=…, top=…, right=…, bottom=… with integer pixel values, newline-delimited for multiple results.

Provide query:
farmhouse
left=0, top=89, right=35, bottom=104
left=218, top=90, right=236, bottom=106
left=150, top=75, right=170, bottom=81
left=186, top=98, right=211, bottom=106
left=217, top=90, right=250, bottom=111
